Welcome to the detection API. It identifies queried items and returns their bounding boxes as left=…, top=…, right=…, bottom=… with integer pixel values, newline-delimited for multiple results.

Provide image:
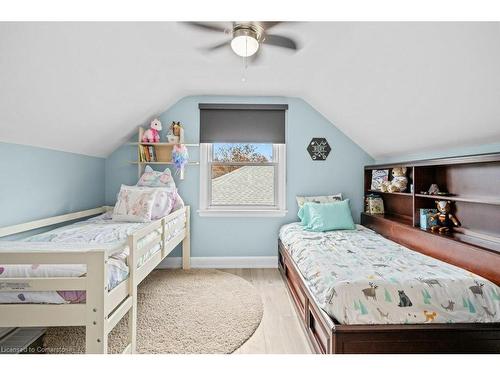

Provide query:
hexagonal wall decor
left=307, top=138, right=331, bottom=160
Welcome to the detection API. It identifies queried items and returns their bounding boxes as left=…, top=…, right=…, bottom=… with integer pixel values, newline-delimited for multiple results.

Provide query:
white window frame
left=198, top=143, right=287, bottom=217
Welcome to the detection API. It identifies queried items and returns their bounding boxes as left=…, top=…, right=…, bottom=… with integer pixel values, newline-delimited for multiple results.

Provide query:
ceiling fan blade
left=185, top=22, right=228, bottom=33
left=248, top=49, right=262, bottom=64
left=258, top=21, right=283, bottom=30
left=205, top=40, right=231, bottom=51
left=263, top=34, right=298, bottom=50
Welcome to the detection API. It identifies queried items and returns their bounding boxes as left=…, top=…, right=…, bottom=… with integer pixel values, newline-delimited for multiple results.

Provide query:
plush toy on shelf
left=380, top=167, right=408, bottom=193
left=142, top=118, right=162, bottom=143
left=430, top=200, right=461, bottom=234
left=166, top=121, right=184, bottom=143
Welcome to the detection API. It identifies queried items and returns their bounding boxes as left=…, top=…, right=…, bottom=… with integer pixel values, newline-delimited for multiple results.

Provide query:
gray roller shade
left=199, top=103, right=288, bottom=144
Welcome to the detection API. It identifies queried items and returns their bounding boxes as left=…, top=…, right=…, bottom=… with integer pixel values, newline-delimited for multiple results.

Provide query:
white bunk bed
left=0, top=205, right=191, bottom=354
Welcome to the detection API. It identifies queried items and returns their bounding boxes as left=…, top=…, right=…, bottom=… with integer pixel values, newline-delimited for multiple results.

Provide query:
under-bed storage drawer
left=278, top=250, right=285, bottom=270
left=308, top=304, right=330, bottom=354
left=284, top=260, right=307, bottom=317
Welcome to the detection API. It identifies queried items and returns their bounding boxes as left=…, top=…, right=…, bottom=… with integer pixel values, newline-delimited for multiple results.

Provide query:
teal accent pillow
left=297, top=204, right=311, bottom=224
left=299, top=200, right=356, bottom=232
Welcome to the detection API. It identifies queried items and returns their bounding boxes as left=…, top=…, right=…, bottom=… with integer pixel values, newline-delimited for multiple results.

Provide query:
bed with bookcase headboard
left=279, top=152, right=500, bottom=354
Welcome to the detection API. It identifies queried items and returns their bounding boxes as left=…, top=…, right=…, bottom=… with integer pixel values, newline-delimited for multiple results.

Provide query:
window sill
left=198, top=209, right=288, bottom=218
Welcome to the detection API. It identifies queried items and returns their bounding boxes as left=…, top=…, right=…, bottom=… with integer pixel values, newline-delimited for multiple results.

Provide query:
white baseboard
left=157, top=256, right=278, bottom=269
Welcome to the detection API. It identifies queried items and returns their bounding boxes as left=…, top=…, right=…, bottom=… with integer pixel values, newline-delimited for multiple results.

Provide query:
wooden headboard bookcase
left=362, top=152, right=500, bottom=285
left=278, top=152, right=500, bottom=354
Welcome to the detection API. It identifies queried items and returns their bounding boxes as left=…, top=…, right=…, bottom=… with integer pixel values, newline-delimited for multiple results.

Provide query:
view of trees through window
left=212, top=143, right=272, bottom=178
left=210, top=143, right=275, bottom=206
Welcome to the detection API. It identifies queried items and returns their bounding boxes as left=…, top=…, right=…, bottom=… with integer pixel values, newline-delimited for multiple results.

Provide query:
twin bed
left=0, top=205, right=191, bottom=354
left=279, top=223, right=500, bottom=353
left=2, top=195, right=500, bottom=354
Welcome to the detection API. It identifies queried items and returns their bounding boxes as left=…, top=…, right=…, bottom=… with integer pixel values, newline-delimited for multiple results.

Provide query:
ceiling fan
left=184, top=21, right=299, bottom=61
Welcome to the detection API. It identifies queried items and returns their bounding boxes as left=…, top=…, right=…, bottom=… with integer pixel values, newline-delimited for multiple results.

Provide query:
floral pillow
left=171, top=189, right=185, bottom=211
left=296, top=193, right=343, bottom=208
left=113, top=185, right=158, bottom=222
left=150, top=188, right=177, bottom=220
left=137, top=166, right=176, bottom=188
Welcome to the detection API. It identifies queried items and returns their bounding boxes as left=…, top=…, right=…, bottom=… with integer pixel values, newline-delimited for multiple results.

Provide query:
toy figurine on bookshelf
left=381, top=167, right=408, bottom=193
left=430, top=200, right=461, bottom=234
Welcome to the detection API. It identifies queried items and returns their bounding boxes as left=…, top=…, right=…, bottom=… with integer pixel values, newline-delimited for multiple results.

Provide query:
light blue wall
left=375, top=143, right=500, bottom=164
left=0, top=142, right=105, bottom=230
left=105, top=96, right=374, bottom=258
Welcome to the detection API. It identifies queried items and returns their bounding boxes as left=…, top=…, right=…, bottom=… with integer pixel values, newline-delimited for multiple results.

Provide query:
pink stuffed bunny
left=142, top=118, right=162, bottom=143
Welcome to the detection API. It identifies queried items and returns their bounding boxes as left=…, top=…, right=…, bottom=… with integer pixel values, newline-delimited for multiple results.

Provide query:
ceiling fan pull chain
left=241, top=56, right=248, bottom=82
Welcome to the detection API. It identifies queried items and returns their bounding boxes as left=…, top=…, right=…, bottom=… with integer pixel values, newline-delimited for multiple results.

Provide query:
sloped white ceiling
left=1, top=22, right=500, bottom=158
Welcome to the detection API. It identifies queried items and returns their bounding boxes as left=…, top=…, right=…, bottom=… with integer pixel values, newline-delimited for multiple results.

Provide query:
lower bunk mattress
left=279, top=223, right=500, bottom=325
left=0, top=212, right=184, bottom=304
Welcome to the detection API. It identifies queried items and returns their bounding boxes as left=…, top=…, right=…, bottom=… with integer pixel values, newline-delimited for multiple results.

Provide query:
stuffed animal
left=172, top=144, right=189, bottom=180
left=381, top=167, right=408, bottom=193
left=170, top=121, right=182, bottom=137
left=430, top=200, right=461, bottom=234
left=142, top=118, right=162, bottom=143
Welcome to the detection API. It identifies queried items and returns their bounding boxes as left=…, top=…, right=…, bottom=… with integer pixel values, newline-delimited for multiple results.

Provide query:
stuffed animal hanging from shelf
left=172, top=144, right=189, bottom=180
left=429, top=200, right=461, bottom=234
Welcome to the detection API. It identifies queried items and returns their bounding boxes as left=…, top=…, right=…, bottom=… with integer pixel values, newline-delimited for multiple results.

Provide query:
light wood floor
left=224, top=268, right=313, bottom=354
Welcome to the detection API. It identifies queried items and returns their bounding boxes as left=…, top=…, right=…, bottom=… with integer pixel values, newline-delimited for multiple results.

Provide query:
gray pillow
left=296, top=193, right=343, bottom=208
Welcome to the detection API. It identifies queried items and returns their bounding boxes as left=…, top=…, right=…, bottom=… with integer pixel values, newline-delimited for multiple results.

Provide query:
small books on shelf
left=371, top=169, right=389, bottom=191
left=139, top=145, right=157, bottom=162
left=420, top=209, right=438, bottom=230
left=365, top=194, right=384, bottom=214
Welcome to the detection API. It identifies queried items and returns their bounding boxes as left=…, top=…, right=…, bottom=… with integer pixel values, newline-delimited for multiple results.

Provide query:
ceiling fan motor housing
left=184, top=21, right=298, bottom=58
left=233, top=24, right=263, bottom=40
left=231, top=24, right=263, bottom=57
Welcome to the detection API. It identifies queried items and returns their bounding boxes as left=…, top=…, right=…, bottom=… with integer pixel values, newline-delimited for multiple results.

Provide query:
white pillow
left=118, top=185, right=178, bottom=220
left=296, top=193, right=343, bottom=208
left=113, top=185, right=158, bottom=222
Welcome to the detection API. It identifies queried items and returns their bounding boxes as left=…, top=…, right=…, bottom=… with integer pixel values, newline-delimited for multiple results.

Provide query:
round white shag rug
left=43, top=269, right=263, bottom=354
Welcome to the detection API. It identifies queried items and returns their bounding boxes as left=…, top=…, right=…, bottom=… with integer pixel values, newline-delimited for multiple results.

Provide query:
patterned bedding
left=279, top=223, right=500, bottom=324
left=0, top=212, right=184, bottom=304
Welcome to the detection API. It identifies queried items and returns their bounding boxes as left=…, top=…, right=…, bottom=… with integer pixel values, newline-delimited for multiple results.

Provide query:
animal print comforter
left=279, top=223, right=500, bottom=324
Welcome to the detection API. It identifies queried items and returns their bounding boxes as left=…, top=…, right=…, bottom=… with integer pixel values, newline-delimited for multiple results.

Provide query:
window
left=199, top=143, right=286, bottom=216
left=198, top=103, right=287, bottom=217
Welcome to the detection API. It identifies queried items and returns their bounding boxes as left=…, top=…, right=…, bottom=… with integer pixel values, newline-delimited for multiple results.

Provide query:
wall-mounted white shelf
left=130, top=128, right=199, bottom=179
left=128, top=142, right=199, bottom=147
left=128, top=161, right=200, bottom=165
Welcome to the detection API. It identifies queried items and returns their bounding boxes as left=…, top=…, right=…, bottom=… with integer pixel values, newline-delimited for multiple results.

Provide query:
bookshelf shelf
left=363, top=152, right=500, bottom=255
left=367, top=190, right=412, bottom=196
left=129, top=161, right=200, bottom=165
left=128, top=142, right=199, bottom=147
left=419, top=227, right=500, bottom=253
left=414, top=193, right=500, bottom=206
left=129, top=127, right=199, bottom=179
left=361, top=212, right=413, bottom=227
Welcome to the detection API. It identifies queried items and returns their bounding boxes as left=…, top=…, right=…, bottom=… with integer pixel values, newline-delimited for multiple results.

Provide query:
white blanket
left=0, top=213, right=183, bottom=304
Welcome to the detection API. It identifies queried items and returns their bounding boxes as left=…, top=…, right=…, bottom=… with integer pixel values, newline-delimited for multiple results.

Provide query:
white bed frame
left=0, top=205, right=191, bottom=354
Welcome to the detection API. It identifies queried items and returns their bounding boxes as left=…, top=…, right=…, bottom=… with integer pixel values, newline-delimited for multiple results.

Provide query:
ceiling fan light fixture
left=230, top=28, right=259, bottom=57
